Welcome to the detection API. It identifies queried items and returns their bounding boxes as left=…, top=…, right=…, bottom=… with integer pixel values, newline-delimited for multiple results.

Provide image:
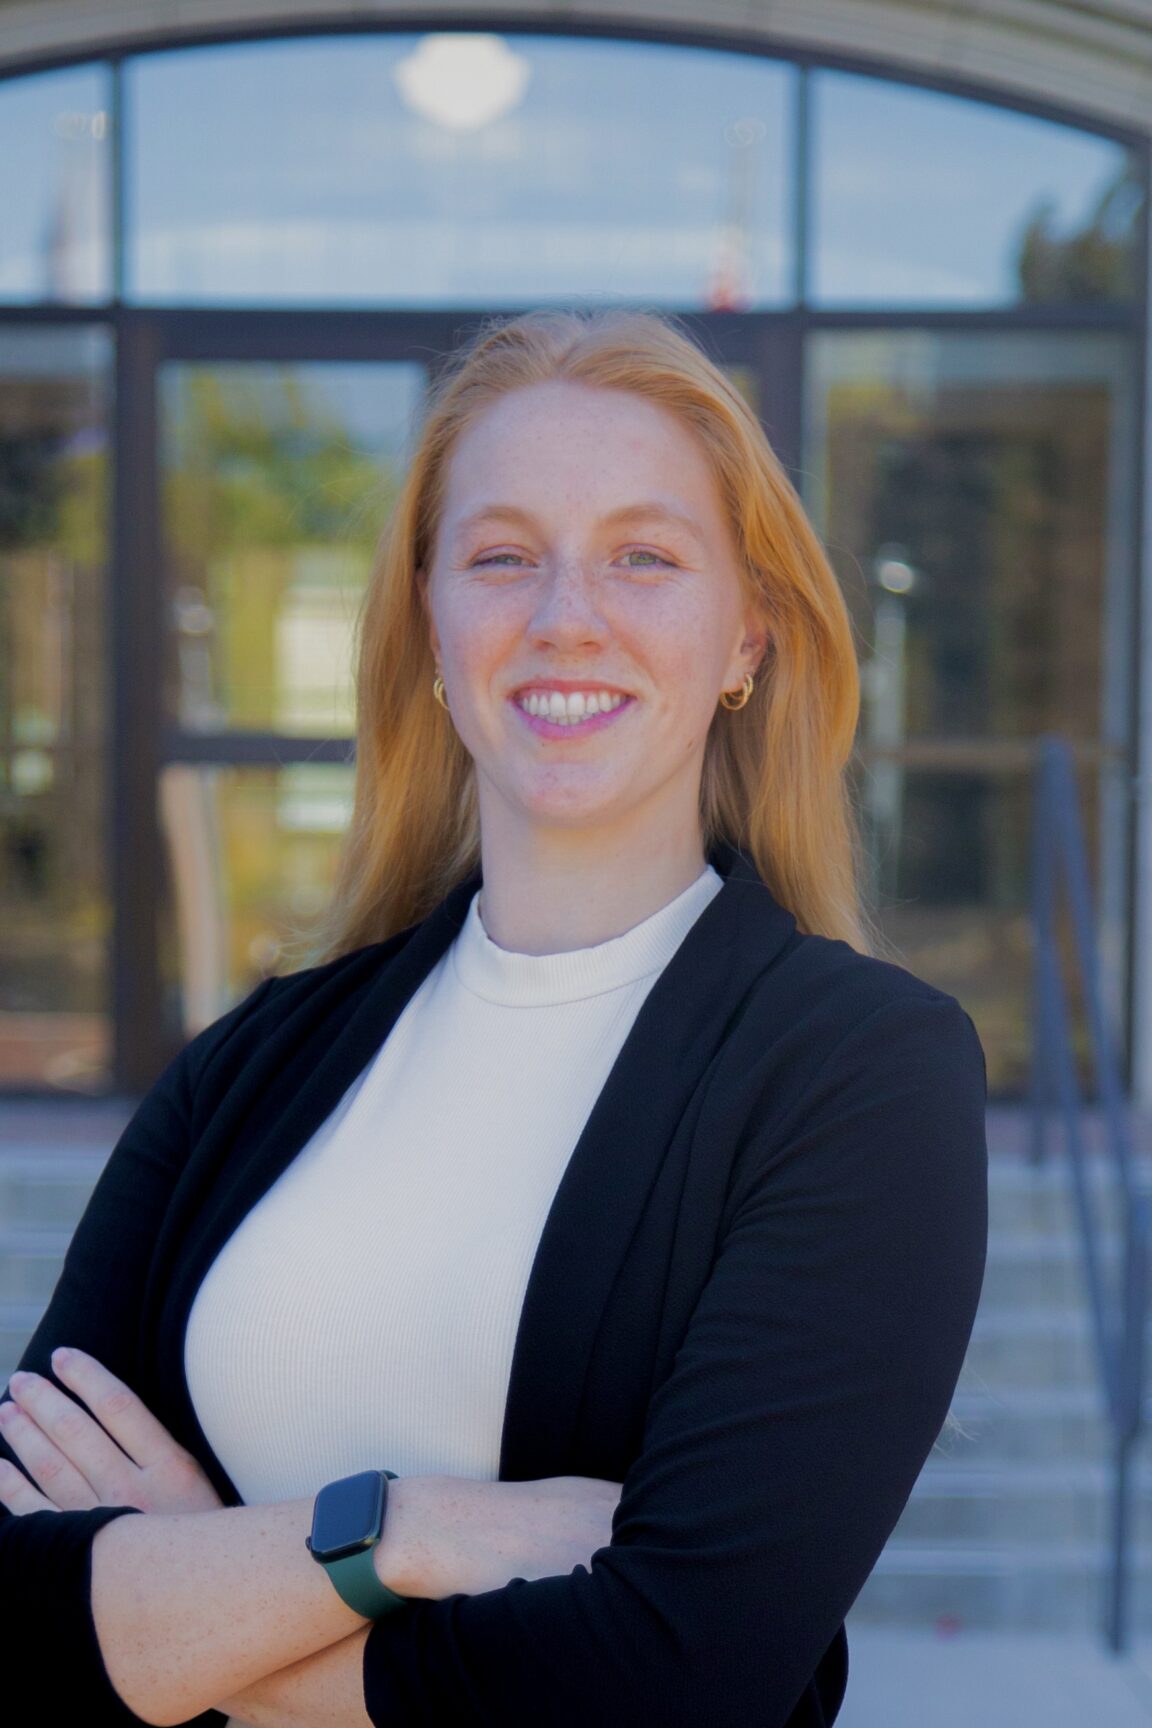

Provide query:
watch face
left=309, top=1470, right=386, bottom=1563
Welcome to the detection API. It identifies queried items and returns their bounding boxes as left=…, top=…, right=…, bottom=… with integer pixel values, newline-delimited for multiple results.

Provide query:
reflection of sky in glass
left=0, top=64, right=111, bottom=303
left=0, top=39, right=1140, bottom=315
left=124, top=33, right=794, bottom=308
left=811, top=72, right=1137, bottom=306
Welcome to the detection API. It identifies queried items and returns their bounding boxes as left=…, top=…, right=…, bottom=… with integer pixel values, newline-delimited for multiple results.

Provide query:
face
left=419, top=379, right=768, bottom=848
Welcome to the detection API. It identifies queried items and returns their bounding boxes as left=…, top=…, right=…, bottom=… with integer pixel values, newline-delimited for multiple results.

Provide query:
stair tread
left=873, top=1542, right=1152, bottom=1569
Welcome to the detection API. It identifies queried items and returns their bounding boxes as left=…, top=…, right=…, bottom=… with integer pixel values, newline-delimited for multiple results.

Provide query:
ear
left=744, top=625, right=771, bottom=676
left=733, top=603, right=773, bottom=683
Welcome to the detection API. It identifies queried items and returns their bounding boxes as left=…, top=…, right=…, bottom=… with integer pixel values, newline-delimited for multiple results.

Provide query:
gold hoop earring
left=719, top=672, right=755, bottom=711
left=432, top=674, right=449, bottom=710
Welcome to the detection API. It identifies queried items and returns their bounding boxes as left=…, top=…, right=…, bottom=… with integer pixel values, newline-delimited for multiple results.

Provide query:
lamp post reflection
left=864, top=543, right=919, bottom=906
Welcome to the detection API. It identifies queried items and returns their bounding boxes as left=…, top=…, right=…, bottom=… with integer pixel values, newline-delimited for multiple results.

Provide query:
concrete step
left=980, top=1233, right=1126, bottom=1310
left=964, top=1311, right=1102, bottom=1391
left=0, top=1229, right=74, bottom=1304
left=849, top=1541, right=1150, bottom=1632
left=894, top=1460, right=1152, bottom=1546
left=943, top=1386, right=1114, bottom=1464
left=1, top=1302, right=45, bottom=1377
left=0, top=1151, right=107, bottom=1229
left=984, top=1159, right=1138, bottom=1239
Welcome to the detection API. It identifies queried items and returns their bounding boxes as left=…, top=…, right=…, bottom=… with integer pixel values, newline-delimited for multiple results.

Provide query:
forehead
left=440, top=381, right=722, bottom=521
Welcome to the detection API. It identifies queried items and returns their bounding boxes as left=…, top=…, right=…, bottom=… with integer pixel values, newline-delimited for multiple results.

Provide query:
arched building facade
left=0, top=1, right=1148, bottom=1099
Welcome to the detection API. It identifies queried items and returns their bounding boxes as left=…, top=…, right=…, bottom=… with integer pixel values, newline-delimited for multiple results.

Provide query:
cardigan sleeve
left=0, top=976, right=279, bottom=1728
left=362, top=990, right=989, bottom=1728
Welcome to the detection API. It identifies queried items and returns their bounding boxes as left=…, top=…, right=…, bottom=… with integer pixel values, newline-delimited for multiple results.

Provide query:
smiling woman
left=0, top=307, right=987, bottom=1728
left=314, top=307, right=880, bottom=964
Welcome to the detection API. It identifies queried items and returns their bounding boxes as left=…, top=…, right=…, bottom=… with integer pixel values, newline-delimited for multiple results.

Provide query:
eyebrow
left=450, top=500, right=707, bottom=550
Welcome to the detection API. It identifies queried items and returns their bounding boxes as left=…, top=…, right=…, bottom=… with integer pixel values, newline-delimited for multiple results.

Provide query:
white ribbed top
left=184, top=862, right=724, bottom=1511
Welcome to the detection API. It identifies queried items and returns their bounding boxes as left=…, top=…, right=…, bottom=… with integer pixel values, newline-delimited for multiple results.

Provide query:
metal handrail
left=1029, top=733, right=1150, bottom=1653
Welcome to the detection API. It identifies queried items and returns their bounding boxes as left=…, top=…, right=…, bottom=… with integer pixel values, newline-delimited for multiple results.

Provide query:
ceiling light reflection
left=393, top=34, right=531, bottom=132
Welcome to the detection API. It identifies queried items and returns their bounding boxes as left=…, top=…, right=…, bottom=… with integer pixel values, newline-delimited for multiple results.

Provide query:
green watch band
left=308, top=1468, right=408, bottom=1619
left=324, top=1540, right=408, bottom=1618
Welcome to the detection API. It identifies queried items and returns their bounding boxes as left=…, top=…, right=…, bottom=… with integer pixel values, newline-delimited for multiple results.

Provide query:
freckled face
left=419, top=379, right=765, bottom=840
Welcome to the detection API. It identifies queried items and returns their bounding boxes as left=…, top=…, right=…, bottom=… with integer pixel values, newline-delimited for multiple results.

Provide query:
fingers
left=3, top=1364, right=139, bottom=1506
left=3, top=1349, right=221, bottom=1518
left=0, top=1453, right=60, bottom=1516
left=0, top=1397, right=100, bottom=1509
left=49, top=1347, right=186, bottom=1471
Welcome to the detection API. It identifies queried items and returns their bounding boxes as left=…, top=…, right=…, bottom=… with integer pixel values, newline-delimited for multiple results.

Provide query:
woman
left=0, top=308, right=988, bottom=1728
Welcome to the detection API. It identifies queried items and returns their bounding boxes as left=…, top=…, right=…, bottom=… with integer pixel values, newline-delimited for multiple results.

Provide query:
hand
left=0, top=1346, right=223, bottom=1516
left=383, top=1473, right=623, bottom=1599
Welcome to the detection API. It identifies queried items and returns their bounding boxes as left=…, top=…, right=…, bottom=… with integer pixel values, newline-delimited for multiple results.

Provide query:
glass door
left=804, top=328, right=1139, bottom=1095
left=0, top=326, right=112, bottom=1091
left=154, top=353, right=427, bottom=1046
left=95, top=313, right=780, bottom=1085
left=140, top=324, right=773, bottom=1061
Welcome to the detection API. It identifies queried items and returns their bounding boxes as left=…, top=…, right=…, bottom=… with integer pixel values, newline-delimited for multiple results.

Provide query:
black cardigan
left=0, top=838, right=988, bottom=1728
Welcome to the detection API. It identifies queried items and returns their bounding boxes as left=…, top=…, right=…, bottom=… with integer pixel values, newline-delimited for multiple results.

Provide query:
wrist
left=372, top=1473, right=428, bottom=1600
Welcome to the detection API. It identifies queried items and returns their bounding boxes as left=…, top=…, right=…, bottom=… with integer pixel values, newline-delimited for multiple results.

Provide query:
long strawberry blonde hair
left=301, top=307, right=890, bottom=969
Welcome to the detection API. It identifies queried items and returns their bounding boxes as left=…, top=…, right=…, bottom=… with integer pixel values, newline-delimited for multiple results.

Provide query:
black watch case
left=306, top=1469, right=387, bottom=1564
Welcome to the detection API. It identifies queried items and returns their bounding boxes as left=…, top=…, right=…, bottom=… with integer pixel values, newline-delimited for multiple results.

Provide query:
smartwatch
left=305, top=1468, right=408, bottom=1618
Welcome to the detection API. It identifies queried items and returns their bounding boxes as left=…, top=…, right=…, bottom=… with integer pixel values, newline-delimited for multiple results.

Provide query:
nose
left=525, top=562, right=610, bottom=646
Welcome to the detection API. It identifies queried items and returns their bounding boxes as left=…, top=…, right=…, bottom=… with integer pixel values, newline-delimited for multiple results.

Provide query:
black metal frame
left=0, top=22, right=1146, bottom=1095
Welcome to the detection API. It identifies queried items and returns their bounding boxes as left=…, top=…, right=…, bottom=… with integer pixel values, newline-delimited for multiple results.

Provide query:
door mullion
left=111, top=314, right=166, bottom=1091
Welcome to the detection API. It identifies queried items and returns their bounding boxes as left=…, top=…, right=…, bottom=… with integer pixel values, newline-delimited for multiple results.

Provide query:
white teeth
left=518, top=688, right=628, bottom=723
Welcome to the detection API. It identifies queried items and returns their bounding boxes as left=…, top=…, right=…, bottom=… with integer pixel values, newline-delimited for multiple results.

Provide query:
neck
left=475, top=813, right=712, bottom=956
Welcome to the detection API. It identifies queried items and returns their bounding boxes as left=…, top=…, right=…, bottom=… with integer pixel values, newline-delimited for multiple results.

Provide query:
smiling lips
left=515, top=688, right=630, bottom=723
left=511, top=689, right=635, bottom=735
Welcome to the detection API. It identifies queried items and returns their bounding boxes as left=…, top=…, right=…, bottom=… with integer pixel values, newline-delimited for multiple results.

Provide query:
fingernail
left=8, top=1372, right=29, bottom=1391
left=52, top=1348, right=72, bottom=1368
